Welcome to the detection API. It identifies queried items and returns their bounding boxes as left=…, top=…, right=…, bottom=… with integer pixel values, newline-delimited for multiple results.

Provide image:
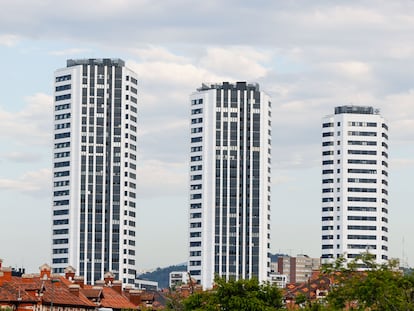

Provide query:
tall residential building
left=321, top=106, right=389, bottom=265
left=52, top=59, right=138, bottom=285
left=188, top=82, right=272, bottom=289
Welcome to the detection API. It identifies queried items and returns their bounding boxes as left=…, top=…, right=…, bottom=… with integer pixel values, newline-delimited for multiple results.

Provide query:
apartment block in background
left=188, top=82, right=272, bottom=289
left=321, top=106, right=389, bottom=265
left=52, top=59, right=138, bottom=285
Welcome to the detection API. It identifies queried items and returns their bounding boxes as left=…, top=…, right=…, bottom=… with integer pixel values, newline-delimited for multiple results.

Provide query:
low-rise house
left=0, top=260, right=166, bottom=310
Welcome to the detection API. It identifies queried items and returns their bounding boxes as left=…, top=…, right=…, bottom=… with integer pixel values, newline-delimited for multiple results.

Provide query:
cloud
left=199, top=47, right=270, bottom=79
left=0, top=93, right=53, bottom=146
left=0, top=34, right=19, bottom=46
left=326, top=61, right=371, bottom=77
left=0, top=168, right=51, bottom=197
left=1, top=151, right=43, bottom=163
left=137, top=160, right=186, bottom=198
left=48, top=48, right=91, bottom=56
left=391, top=158, right=414, bottom=170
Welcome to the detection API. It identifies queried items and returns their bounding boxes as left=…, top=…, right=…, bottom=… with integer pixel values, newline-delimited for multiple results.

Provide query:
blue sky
left=0, top=0, right=414, bottom=273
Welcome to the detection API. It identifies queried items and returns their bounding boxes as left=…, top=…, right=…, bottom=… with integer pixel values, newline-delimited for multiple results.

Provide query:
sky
left=0, top=0, right=414, bottom=274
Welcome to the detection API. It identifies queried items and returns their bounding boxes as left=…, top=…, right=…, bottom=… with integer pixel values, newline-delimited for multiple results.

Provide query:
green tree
left=323, top=253, right=414, bottom=310
left=167, top=277, right=283, bottom=311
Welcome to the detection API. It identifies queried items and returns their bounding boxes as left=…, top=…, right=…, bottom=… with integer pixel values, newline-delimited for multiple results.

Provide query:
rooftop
left=197, top=81, right=260, bottom=92
left=67, top=58, right=125, bottom=67
left=334, top=105, right=379, bottom=115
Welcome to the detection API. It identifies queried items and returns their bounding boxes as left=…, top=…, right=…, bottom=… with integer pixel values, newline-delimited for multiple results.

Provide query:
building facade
left=275, top=255, right=320, bottom=284
left=52, top=59, right=138, bottom=285
left=321, top=106, right=389, bottom=265
left=188, top=82, right=272, bottom=289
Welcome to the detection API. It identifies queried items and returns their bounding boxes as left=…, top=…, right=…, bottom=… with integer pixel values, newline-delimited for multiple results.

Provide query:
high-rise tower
left=188, top=82, right=272, bottom=289
left=321, top=106, right=389, bottom=265
left=52, top=59, right=138, bottom=285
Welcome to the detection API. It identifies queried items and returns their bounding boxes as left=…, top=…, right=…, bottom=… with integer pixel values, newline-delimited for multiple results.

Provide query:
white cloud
left=0, top=168, right=51, bottom=197
left=1, top=151, right=42, bottom=163
left=128, top=46, right=188, bottom=63
left=391, top=158, right=414, bottom=170
left=137, top=160, right=186, bottom=198
left=328, top=61, right=371, bottom=77
left=199, top=47, right=270, bottom=79
left=0, top=34, right=19, bottom=46
left=0, top=93, right=52, bottom=145
left=48, top=48, right=91, bottom=56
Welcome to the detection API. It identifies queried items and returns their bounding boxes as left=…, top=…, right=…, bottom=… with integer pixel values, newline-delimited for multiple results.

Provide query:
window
left=56, top=75, right=71, bottom=82
left=54, top=171, right=69, bottom=177
left=348, top=150, right=377, bottom=155
left=348, top=187, right=376, bottom=193
left=348, top=131, right=377, bottom=137
left=55, top=84, right=71, bottom=92
left=348, top=206, right=376, bottom=212
left=191, top=108, right=203, bottom=115
left=55, top=94, right=71, bottom=101
left=191, top=156, right=202, bottom=162
left=191, top=118, right=203, bottom=124
left=55, top=103, right=71, bottom=111
left=348, top=197, right=376, bottom=202
left=191, top=137, right=202, bottom=143
left=348, top=216, right=376, bottom=221
left=348, top=235, right=377, bottom=240
left=348, top=140, right=377, bottom=146
left=348, top=159, right=376, bottom=165
left=54, top=161, right=70, bottom=168
left=55, top=132, right=71, bottom=139
left=55, top=113, right=71, bottom=120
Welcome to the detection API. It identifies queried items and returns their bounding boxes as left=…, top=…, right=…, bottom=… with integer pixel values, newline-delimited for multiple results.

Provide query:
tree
left=167, top=277, right=283, bottom=311
left=323, top=253, right=414, bottom=310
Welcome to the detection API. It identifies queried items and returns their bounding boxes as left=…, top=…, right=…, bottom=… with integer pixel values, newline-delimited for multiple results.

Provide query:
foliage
left=322, top=253, right=414, bottom=310
left=166, top=276, right=283, bottom=310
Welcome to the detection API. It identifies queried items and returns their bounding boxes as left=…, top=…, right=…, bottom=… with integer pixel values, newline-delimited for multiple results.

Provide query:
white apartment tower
left=52, top=59, right=138, bottom=285
left=188, top=82, right=272, bottom=289
left=321, top=106, right=389, bottom=265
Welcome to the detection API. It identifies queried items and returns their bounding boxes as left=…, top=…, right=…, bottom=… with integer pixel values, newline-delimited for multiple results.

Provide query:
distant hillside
left=138, top=264, right=187, bottom=289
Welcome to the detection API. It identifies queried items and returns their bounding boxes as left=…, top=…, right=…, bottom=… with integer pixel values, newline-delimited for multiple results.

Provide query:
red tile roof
left=99, top=286, right=137, bottom=309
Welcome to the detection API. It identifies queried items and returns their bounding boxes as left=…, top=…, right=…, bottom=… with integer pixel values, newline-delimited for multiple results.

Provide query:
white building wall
left=188, top=82, right=271, bottom=289
left=52, top=59, right=138, bottom=285
left=321, top=106, right=389, bottom=266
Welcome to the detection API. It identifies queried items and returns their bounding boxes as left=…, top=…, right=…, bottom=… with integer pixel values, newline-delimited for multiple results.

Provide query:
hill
left=137, top=264, right=187, bottom=289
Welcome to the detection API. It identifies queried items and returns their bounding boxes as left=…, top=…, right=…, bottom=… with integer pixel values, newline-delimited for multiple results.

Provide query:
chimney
left=64, top=266, right=76, bottom=281
left=0, top=267, right=12, bottom=281
left=124, top=285, right=132, bottom=298
left=39, top=264, right=51, bottom=280
left=73, top=276, right=85, bottom=288
left=22, top=274, right=34, bottom=283
left=128, top=290, right=142, bottom=306
left=0, top=258, right=3, bottom=269
left=112, top=280, right=123, bottom=294
left=69, top=284, right=80, bottom=296
left=103, top=271, right=115, bottom=286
